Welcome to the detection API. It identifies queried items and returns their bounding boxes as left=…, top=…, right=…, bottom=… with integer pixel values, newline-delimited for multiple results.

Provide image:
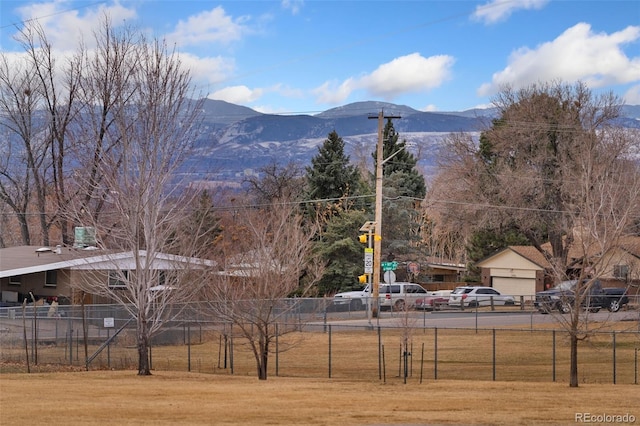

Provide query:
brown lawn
left=1, top=369, right=639, bottom=425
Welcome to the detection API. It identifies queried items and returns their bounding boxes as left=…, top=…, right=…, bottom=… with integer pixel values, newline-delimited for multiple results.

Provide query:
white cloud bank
left=13, top=1, right=137, bottom=51
left=166, top=6, right=252, bottom=47
left=478, top=23, right=640, bottom=98
left=312, top=53, right=455, bottom=105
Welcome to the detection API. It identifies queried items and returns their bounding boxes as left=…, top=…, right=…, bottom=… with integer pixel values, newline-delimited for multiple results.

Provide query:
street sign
left=383, top=270, right=396, bottom=284
left=364, top=248, right=373, bottom=274
left=381, top=261, right=398, bottom=271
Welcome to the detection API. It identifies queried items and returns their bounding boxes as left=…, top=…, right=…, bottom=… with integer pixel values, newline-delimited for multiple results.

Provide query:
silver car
left=448, top=286, right=515, bottom=308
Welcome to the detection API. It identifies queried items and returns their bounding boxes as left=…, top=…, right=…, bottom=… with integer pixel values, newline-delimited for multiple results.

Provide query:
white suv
left=378, top=282, right=428, bottom=311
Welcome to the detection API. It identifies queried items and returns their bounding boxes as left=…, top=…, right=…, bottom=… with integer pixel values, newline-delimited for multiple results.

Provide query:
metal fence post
left=612, top=331, right=616, bottom=385
left=328, top=324, right=332, bottom=378
left=434, top=327, right=438, bottom=380
left=492, top=328, right=496, bottom=381
left=378, top=326, right=382, bottom=380
left=552, top=330, right=556, bottom=382
left=635, top=348, right=638, bottom=385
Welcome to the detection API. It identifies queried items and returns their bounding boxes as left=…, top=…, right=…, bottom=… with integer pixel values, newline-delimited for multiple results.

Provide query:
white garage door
left=492, top=277, right=535, bottom=297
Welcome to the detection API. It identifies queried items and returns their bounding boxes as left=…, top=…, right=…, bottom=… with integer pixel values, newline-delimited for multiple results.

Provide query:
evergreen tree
left=305, top=130, right=372, bottom=293
left=373, top=119, right=426, bottom=199
left=314, top=209, right=370, bottom=295
left=305, top=130, right=365, bottom=213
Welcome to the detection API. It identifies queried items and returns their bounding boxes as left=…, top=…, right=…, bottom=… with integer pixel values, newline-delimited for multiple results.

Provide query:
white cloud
left=208, top=83, right=303, bottom=108
left=421, top=105, right=438, bottom=112
left=311, top=78, right=357, bottom=104
left=360, top=53, right=455, bottom=99
left=166, top=6, right=251, bottom=47
left=473, top=0, right=548, bottom=25
left=281, top=0, right=304, bottom=15
left=178, top=53, right=236, bottom=88
left=209, top=85, right=264, bottom=104
left=478, top=23, right=640, bottom=97
left=312, top=53, right=454, bottom=105
left=14, top=1, right=137, bottom=51
left=624, top=85, right=640, bottom=105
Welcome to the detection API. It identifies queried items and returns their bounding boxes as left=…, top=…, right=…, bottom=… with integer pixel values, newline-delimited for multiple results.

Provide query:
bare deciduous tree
left=429, top=81, right=640, bottom=387
left=243, top=161, right=305, bottom=204
left=0, top=53, right=44, bottom=246
left=69, top=28, right=208, bottom=375
left=201, top=201, right=324, bottom=380
left=69, top=16, right=142, bottom=228
left=14, top=23, right=82, bottom=246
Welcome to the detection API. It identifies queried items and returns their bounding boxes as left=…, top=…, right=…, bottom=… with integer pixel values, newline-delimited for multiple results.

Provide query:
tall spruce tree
left=305, top=130, right=371, bottom=292
left=374, top=119, right=426, bottom=199
left=305, top=130, right=365, bottom=213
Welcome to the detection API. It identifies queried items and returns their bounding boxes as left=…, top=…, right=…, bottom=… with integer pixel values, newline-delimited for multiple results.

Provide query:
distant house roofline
left=0, top=245, right=215, bottom=278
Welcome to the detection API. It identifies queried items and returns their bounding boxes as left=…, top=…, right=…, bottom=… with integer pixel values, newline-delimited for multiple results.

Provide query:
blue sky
left=1, top=0, right=639, bottom=114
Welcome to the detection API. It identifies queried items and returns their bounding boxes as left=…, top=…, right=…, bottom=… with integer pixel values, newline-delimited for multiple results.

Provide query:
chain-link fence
left=1, top=299, right=639, bottom=384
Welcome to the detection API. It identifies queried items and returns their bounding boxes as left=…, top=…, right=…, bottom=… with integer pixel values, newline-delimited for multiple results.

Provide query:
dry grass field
left=2, top=319, right=640, bottom=424
left=1, top=370, right=639, bottom=425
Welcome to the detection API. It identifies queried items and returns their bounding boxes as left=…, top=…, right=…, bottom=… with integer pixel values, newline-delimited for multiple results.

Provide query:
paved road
left=314, top=308, right=640, bottom=329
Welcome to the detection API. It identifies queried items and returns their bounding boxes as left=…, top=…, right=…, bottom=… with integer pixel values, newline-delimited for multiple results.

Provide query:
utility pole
left=368, top=110, right=401, bottom=317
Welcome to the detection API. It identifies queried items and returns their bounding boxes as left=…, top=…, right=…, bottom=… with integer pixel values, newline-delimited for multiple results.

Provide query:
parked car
left=448, top=286, right=515, bottom=308
left=332, top=284, right=372, bottom=311
left=378, top=282, right=428, bottom=311
left=534, top=279, right=629, bottom=314
left=414, top=290, right=452, bottom=310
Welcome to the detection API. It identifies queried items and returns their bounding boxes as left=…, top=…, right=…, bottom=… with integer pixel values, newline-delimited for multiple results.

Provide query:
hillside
left=189, top=99, right=639, bottom=186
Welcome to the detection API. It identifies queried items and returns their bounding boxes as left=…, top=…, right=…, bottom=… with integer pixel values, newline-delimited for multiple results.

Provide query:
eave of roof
left=0, top=246, right=215, bottom=278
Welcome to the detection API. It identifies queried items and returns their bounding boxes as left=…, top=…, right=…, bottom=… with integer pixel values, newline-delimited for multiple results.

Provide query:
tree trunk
left=258, top=346, right=268, bottom=380
left=18, top=213, right=30, bottom=245
left=137, top=320, right=151, bottom=376
left=569, top=333, right=578, bottom=387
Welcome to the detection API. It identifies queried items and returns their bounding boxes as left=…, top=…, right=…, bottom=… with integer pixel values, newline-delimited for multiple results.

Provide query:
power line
left=4, top=192, right=639, bottom=220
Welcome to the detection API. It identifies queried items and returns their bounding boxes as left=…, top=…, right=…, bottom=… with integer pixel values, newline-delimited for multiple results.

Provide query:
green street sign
left=381, top=261, right=398, bottom=271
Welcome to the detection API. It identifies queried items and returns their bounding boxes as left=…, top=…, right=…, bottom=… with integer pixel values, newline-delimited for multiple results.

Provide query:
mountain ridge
left=190, top=99, right=639, bottom=186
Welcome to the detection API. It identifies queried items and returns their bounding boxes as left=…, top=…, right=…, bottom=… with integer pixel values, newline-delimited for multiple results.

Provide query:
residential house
left=477, top=237, right=640, bottom=297
left=476, top=246, right=550, bottom=297
left=0, top=245, right=214, bottom=305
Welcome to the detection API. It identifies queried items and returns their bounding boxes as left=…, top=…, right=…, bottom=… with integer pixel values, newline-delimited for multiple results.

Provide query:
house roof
left=0, top=245, right=215, bottom=278
left=423, top=256, right=466, bottom=272
left=618, top=237, right=640, bottom=259
left=477, top=245, right=552, bottom=269
left=507, top=246, right=552, bottom=268
left=479, top=237, right=640, bottom=270
left=539, top=235, right=640, bottom=263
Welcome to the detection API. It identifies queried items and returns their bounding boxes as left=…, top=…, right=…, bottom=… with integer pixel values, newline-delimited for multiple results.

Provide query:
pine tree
left=305, top=130, right=368, bottom=218
left=305, top=130, right=371, bottom=293
left=306, top=130, right=363, bottom=201
left=374, top=119, right=426, bottom=199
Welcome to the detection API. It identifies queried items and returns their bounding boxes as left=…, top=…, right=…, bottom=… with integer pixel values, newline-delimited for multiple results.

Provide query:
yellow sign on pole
left=364, top=248, right=373, bottom=274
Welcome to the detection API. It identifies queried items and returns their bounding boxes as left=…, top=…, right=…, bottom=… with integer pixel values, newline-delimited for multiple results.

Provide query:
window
left=613, top=265, right=628, bottom=280
left=9, top=275, right=21, bottom=286
left=407, top=285, right=426, bottom=294
left=108, top=270, right=129, bottom=288
left=45, top=270, right=57, bottom=287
